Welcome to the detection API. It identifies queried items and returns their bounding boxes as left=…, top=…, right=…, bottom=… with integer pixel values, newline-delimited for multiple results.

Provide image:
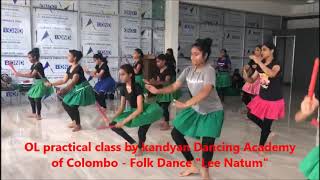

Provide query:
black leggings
left=29, top=97, right=42, bottom=115
left=171, top=128, right=216, bottom=168
left=247, top=112, right=273, bottom=146
left=95, top=92, right=107, bottom=108
left=157, top=102, right=170, bottom=122
left=109, top=121, right=151, bottom=148
left=217, top=87, right=227, bottom=102
left=242, top=91, right=253, bottom=105
left=62, top=102, right=80, bottom=125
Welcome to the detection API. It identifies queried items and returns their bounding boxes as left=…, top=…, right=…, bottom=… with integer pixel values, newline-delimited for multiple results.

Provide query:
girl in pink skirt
left=243, top=42, right=285, bottom=153
left=242, top=45, right=262, bottom=105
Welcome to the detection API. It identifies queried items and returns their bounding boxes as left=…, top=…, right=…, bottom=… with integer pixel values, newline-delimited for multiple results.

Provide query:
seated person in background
left=232, top=69, right=244, bottom=89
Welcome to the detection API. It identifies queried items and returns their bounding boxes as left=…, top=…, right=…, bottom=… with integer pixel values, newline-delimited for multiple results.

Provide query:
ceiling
left=265, top=0, right=319, bottom=5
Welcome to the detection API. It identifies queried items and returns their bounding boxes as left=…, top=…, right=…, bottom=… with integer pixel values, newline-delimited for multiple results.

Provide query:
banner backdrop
left=39, top=57, right=68, bottom=81
left=80, top=0, right=118, bottom=15
left=224, top=11, right=245, bottom=27
left=1, top=0, right=30, bottom=6
left=199, top=7, right=223, bottom=25
left=32, top=0, right=77, bottom=11
left=246, top=13, right=262, bottom=28
left=120, top=17, right=141, bottom=57
left=245, top=28, right=262, bottom=57
left=199, top=24, right=223, bottom=57
left=141, top=0, right=152, bottom=19
left=33, top=8, right=78, bottom=57
left=81, top=13, right=119, bottom=57
left=119, top=0, right=141, bottom=18
left=223, top=27, right=244, bottom=57
left=1, top=5, right=31, bottom=56
left=179, top=3, right=199, bottom=22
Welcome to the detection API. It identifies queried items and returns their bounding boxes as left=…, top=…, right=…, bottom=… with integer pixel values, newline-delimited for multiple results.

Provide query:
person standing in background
left=215, top=49, right=232, bottom=102
left=133, top=48, right=146, bottom=94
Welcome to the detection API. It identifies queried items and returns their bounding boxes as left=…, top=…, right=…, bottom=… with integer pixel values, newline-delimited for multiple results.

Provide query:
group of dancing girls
left=13, top=39, right=318, bottom=179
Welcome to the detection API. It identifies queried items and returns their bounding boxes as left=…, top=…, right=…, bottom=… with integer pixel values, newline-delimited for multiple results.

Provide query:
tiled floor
left=1, top=93, right=317, bottom=179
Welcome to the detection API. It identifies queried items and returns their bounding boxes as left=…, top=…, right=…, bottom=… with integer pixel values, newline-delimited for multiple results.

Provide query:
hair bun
left=203, top=38, right=212, bottom=47
left=77, top=50, right=83, bottom=59
left=32, top=48, right=40, bottom=54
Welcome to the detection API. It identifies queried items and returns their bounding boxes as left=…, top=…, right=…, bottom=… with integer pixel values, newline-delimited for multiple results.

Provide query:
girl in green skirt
left=132, top=48, right=147, bottom=94
left=295, top=95, right=319, bottom=180
left=109, top=64, right=163, bottom=156
left=146, top=38, right=224, bottom=180
left=215, top=49, right=232, bottom=102
left=144, top=54, right=178, bottom=131
left=45, top=50, right=95, bottom=132
left=14, top=48, right=53, bottom=120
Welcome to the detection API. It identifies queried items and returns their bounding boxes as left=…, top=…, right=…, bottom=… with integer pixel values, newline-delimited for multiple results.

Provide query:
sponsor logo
left=55, top=64, right=69, bottom=69
left=3, top=27, right=23, bottom=34
left=124, top=28, right=137, bottom=33
left=97, top=50, right=112, bottom=56
left=39, top=3, right=58, bottom=9
left=97, top=22, right=111, bottom=28
left=4, top=60, right=24, bottom=65
left=6, top=91, right=19, bottom=97
left=124, top=10, right=137, bottom=16
left=54, top=34, right=71, bottom=40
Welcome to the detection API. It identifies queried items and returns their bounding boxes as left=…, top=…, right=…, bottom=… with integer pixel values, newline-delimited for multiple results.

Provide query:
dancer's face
left=191, top=47, right=205, bottom=67
left=94, top=58, right=101, bottom=65
left=261, top=45, right=274, bottom=60
left=67, top=52, right=76, bottom=64
left=254, top=47, right=262, bottom=57
left=133, top=51, right=140, bottom=61
left=27, top=54, right=36, bottom=63
left=156, top=59, right=165, bottom=68
left=119, top=69, right=131, bottom=83
left=220, top=50, right=225, bottom=58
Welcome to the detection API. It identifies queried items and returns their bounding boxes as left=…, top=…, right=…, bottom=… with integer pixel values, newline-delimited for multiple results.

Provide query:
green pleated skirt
left=156, top=83, right=182, bottom=102
left=173, top=108, right=224, bottom=139
left=216, top=72, right=232, bottom=88
left=63, top=81, right=96, bottom=106
left=300, top=146, right=319, bottom=180
left=135, top=75, right=147, bottom=94
left=113, top=103, right=163, bottom=127
left=27, top=79, right=54, bottom=98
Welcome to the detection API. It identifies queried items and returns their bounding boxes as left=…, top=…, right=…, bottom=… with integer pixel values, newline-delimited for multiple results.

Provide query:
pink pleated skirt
left=242, top=78, right=260, bottom=95
left=247, top=96, right=285, bottom=120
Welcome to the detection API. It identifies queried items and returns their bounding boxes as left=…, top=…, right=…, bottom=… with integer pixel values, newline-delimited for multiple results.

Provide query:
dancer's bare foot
left=36, top=115, right=42, bottom=120
left=179, top=163, right=199, bottom=177
left=135, top=148, right=143, bottom=157
left=266, top=132, right=277, bottom=144
left=68, top=121, right=76, bottom=128
left=200, top=167, right=210, bottom=180
left=72, top=125, right=81, bottom=132
left=27, top=113, right=37, bottom=118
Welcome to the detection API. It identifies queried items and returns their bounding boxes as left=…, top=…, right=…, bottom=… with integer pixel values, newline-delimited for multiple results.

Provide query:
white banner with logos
left=1, top=5, right=32, bottom=56
left=141, top=0, right=152, bottom=19
left=1, top=0, right=30, bottom=6
left=39, top=57, right=68, bottom=81
left=246, top=13, right=262, bottom=28
left=245, top=28, right=262, bottom=57
left=81, top=13, right=119, bottom=57
left=224, top=11, right=245, bottom=27
left=33, top=8, right=78, bottom=56
left=199, top=24, right=223, bottom=57
left=199, top=7, right=223, bottom=25
left=179, top=22, right=199, bottom=42
left=153, top=29, right=164, bottom=55
left=119, top=0, right=141, bottom=18
left=32, top=0, right=77, bottom=11
left=223, top=27, right=244, bottom=57
left=179, top=4, right=199, bottom=22
left=120, top=17, right=141, bottom=57
left=80, top=0, right=118, bottom=15
left=141, top=28, right=152, bottom=54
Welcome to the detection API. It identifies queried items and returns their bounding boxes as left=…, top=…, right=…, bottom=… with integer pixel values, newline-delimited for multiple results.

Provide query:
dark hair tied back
left=69, top=49, right=83, bottom=62
left=192, top=38, right=213, bottom=61
left=28, top=48, right=40, bottom=60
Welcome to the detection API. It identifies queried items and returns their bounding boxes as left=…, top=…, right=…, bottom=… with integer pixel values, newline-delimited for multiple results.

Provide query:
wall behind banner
left=177, top=3, right=282, bottom=75
left=1, top=0, right=165, bottom=104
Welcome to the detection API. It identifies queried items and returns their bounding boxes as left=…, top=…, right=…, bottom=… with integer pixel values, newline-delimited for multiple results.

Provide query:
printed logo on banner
left=39, top=31, right=72, bottom=43
left=86, top=19, right=96, bottom=30
left=3, top=27, right=24, bottom=34
left=124, top=28, right=137, bottom=33
left=6, top=91, right=19, bottom=97
left=124, top=10, right=137, bottom=16
left=41, top=31, right=53, bottom=43
left=55, top=64, right=69, bottom=70
left=86, top=47, right=94, bottom=56
left=4, top=59, right=24, bottom=66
